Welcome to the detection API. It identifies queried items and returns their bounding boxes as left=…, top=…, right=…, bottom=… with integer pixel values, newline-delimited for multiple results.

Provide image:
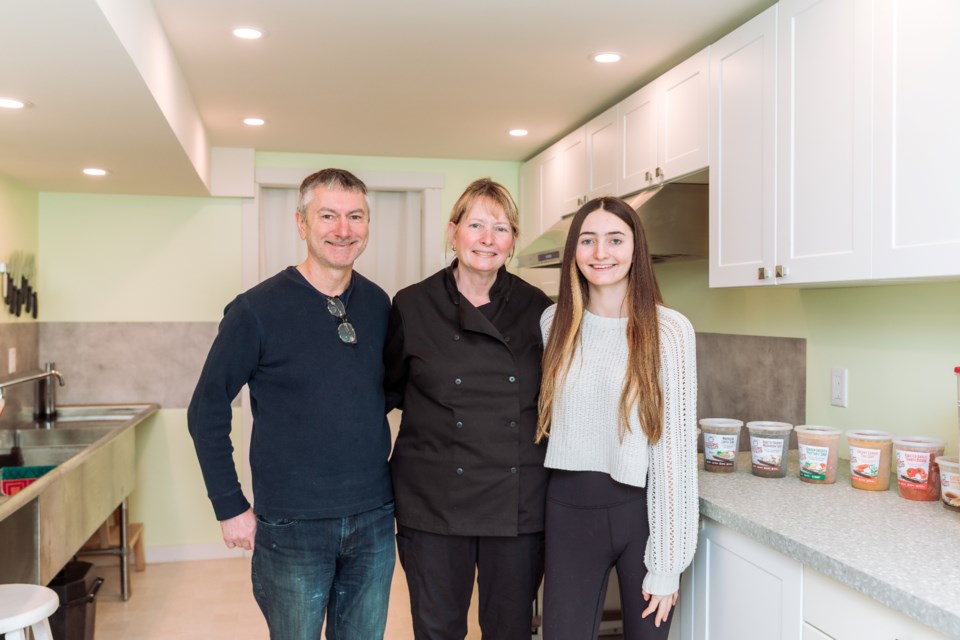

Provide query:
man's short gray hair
left=297, top=168, right=369, bottom=215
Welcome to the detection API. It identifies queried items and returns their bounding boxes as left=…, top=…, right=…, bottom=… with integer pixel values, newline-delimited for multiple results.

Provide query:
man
left=188, top=168, right=395, bottom=639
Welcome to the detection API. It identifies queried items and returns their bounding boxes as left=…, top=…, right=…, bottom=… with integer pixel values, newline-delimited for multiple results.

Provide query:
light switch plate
left=831, top=367, right=848, bottom=408
left=7, top=347, right=16, bottom=375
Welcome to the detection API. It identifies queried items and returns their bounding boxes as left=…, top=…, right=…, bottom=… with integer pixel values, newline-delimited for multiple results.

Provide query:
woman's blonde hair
left=536, top=196, right=665, bottom=444
left=448, top=178, right=521, bottom=238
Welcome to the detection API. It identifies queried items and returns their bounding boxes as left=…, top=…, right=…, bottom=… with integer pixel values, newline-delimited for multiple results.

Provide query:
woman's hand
left=641, top=589, right=679, bottom=628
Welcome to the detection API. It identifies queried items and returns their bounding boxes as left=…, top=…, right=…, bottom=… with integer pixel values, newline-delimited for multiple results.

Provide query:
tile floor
left=91, top=556, right=484, bottom=639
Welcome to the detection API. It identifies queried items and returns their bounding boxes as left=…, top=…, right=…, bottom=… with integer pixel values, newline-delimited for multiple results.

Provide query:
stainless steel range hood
left=516, top=178, right=708, bottom=268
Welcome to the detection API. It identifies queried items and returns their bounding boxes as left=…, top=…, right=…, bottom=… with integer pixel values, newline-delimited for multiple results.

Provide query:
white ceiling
left=0, top=0, right=775, bottom=197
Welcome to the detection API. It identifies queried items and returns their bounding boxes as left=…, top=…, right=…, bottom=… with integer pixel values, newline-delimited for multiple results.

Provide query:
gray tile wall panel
left=38, top=322, right=221, bottom=409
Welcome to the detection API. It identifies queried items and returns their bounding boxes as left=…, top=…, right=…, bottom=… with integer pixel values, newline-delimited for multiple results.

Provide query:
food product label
left=849, top=446, right=881, bottom=484
left=704, top=433, right=738, bottom=466
left=799, top=443, right=829, bottom=480
left=750, top=436, right=784, bottom=470
left=896, top=450, right=932, bottom=491
left=941, top=469, right=960, bottom=508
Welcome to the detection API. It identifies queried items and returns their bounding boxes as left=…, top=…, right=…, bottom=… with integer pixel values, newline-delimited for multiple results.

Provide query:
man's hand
left=220, top=508, right=256, bottom=551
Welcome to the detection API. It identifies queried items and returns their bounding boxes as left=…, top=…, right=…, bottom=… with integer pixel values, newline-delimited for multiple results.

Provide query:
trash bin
left=47, top=560, right=104, bottom=640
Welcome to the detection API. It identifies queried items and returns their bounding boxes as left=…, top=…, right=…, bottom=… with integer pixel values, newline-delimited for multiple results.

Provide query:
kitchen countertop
left=698, top=452, right=960, bottom=637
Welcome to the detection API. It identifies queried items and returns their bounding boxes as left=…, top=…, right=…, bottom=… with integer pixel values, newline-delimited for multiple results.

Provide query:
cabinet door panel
left=694, top=520, right=802, bottom=640
left=872, top=0, right=960, bottom=278
left=619, top=84, right=660, bottom=195
left=777, top=0, right=872, bottom=283
left=557, top=128, right=587, bottom=218
left=587, top=106, right=618, bottom=199
left=660, top=48, right=709, bottom=180
left=709, top=6, right=777, bottom=287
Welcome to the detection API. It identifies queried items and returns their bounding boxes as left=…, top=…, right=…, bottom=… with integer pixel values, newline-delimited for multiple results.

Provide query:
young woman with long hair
left=537, top=195, right=698, bottom=639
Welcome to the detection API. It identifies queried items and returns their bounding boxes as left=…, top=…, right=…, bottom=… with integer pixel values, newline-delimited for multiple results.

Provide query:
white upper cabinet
left=620, top=49, right=710, bottom=196
left=709, top=6, right=778, bottom=288
left=585, top=106, right=619, bottom=200
left=660, top=49, right=711, bottom=182
left=775, top=0, right=873, bottom=284
left=542, top=127, right=586, bottom=230
left=618, top=82, right=660, bottom=195
left=871, top=0, right=960, bottom=279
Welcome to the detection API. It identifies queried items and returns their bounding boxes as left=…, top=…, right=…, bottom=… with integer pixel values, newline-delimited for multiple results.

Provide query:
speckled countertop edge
left=698, top=452, right=960, bottom=638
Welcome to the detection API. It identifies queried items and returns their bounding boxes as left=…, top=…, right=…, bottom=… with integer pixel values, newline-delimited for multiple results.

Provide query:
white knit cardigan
left=540, top=304, right=699, bottom=595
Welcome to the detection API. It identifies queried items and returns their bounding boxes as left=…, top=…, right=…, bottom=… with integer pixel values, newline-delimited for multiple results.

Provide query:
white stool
left=0, top=584, right=59, bottom=640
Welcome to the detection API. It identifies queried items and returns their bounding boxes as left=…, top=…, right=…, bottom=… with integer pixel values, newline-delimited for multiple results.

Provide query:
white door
left=259, top=187, right=424, bottom=299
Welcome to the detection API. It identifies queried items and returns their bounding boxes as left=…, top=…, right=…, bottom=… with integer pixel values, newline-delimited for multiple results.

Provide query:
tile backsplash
left=0, top=322, right=39, bottom=423
left=697, top=332, right=806, bottom=450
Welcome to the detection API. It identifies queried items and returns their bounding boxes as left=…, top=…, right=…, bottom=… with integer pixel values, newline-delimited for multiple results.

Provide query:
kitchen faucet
left=0, top=362, right=65, bottom=421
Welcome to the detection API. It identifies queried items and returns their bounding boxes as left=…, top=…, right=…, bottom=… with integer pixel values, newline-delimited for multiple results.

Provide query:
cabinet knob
left=655, top=167, right=664, bottom=178
left=645, top=171, right=652, bottom=181
left=758, top=267, right=770, bottom=280
left=775, top=264, right=789, bottom=278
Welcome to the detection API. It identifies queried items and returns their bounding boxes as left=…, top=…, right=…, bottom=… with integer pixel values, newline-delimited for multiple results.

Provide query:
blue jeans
left=251, top=501, right=396, bottom=640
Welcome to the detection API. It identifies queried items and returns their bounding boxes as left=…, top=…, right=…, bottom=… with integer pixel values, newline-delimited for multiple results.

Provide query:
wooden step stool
left=80, top=508, right=145, bottom=572
left=76, top=503, right=145, bottom=601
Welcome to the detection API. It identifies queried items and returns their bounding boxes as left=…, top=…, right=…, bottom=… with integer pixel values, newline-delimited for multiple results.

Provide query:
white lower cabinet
left=802, top=568, right=948, bottom=640
left=688, top=519, right=948, bottom=640
left=693, top=519, right=802, bottom=639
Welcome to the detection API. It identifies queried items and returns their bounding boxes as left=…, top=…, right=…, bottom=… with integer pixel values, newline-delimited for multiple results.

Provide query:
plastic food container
left=700, top=418, right=744, bottom=473
left=846, top=430, right=893, bottom=491
left=893, top=436, right=946, bottom=501
left=747, top=421, right=793, bottom=478
left=795, top=425, right=841, bottom=484
left=936, top=456, right=960, bottom=512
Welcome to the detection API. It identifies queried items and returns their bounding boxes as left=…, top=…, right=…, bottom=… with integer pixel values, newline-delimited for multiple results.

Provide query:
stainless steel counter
left=0, top=403, right=159, bottom=587
left=698, top=452, right=960, bottom=637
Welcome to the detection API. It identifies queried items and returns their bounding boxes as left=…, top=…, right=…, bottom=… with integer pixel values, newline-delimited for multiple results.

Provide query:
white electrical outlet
left=831, top=367, right=848, bottom=408
left=7, top=347, right=16, bottom=374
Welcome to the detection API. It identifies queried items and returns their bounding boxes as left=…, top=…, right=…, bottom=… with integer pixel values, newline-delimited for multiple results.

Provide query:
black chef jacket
left=384, top=261, right=552, bottom=536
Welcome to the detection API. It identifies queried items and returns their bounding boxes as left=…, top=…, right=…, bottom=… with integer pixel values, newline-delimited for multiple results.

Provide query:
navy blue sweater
left=188, top=267, right=393, bottom=521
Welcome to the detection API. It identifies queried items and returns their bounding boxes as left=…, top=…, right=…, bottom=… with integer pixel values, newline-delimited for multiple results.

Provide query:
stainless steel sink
left=53, top=404, right=154, bottom=423
left=17, top=427, right=116, bottom=447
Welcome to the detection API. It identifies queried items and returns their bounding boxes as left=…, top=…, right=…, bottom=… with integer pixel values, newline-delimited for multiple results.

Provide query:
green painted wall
left=0, top=175, right=39, bottom=326
left=657, top=260, right=960, bottom=456
left=38, top=193, right=243, bottom=323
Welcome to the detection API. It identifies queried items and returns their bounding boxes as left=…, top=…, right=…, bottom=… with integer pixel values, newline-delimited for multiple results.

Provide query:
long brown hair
left=536, top=196, right=665, bottom=444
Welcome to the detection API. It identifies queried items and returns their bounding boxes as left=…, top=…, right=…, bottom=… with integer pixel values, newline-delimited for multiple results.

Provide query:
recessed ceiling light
left=508, top=129, right=529, bottom=137
left=0, top=97, right=31, bottom=110
left=243, top=117, right=266, bottom=126
left=83, top=168, right=109, bottom=177
left=592, top=52, right=622, bottom=64
left=232, top=27, right=263, bottom=40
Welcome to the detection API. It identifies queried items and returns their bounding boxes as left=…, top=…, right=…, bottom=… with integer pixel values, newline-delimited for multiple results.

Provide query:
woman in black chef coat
left=384, top=177, right=552, bottom=640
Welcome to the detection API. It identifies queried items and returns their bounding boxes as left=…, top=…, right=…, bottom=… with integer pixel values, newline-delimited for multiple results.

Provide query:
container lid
left=698, top=418, right=743, bottom=429
left=934, top=455, right=958, bottom=467
left=795, top=425, right=841, bottom=437
left=845, top=429, right=893, bottom=442
left=892, top=436, right=946, bottom=450
left=746, top=421, right=793, bottom=432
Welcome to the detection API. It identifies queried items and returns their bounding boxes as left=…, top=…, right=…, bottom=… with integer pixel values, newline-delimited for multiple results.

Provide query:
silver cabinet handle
left=776, top=264, right=789, bottom=278
left=758, top=267, right=770, bottom=280
left=645, top=171, right=652, bottom=181
left=655, top=167, right=664, bottom=178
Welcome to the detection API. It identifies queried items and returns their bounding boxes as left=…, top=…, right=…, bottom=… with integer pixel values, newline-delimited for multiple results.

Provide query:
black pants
left=544, top=470, right=673, bottom=640
left=395, top=525, right=544, bottom=640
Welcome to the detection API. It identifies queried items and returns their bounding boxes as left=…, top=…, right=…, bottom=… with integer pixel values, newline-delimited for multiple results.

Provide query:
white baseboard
left=145, top=543, right=250, bottom=564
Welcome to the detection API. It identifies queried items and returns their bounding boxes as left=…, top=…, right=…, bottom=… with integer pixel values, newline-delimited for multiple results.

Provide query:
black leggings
left=543, top=470, right=673, bottom=640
